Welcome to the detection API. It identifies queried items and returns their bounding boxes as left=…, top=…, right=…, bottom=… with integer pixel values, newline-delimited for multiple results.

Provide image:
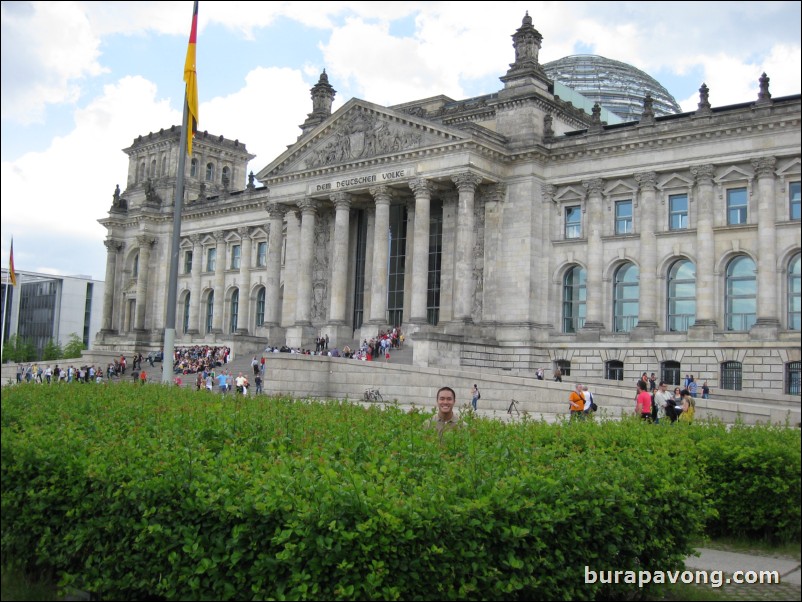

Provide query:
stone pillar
left=633, top=171, right=658, bottom=339
left=101, top=239, right=123, bottom=332
left=368, top=185, right=392, bottom=325
left=134, top=235, right=154, bottom=331
left=328, top=192, right=352, bottom=325
left=752, top=156, right=780, bottom=335
left=581, top=178, right=605, bottom=335
left=295, top=199, right=317, bottom=326
left=265, top=204, right=285, bottom=326
left=186, top=234, right=202, bottom=334
left=211, top=231, right=226, bottom=333
left=689, top=164, right=717, bottom=336
left=408, top=178, right=433, bottom=324
left=237, top=227, right=252, bottom=334
left=452, top=172, right=483, bottom=322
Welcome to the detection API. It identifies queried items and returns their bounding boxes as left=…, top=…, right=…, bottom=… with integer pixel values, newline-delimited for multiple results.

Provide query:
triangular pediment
left=658, top=173, right=694, bottom=190
left=604, top=180, right=636, bottom=197
left=777, top=157, right=801, bottom=177
left=257, top=99, right=470, bottom=180
left=715, top=166, right=752, bottom=184
left=554, top=185, right=586, bottom=202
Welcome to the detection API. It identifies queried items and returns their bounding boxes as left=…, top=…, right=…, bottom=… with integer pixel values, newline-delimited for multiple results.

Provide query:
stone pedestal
left=286, top=325, right=317, bottom=349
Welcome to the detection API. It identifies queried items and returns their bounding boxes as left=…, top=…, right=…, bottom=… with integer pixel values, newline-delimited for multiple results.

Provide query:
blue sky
left=2, top=0, right=800, bottom=280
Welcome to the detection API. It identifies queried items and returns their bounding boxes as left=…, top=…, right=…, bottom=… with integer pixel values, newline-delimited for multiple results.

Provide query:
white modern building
left=1, top=268, right=105, bottom=358
left=96, top=14, right=801, bottom=397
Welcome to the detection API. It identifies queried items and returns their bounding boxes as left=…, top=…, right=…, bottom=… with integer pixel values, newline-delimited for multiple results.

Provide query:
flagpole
left=1, top=270, right=10, bottom=362
left=162, top=0, right=198, bottom=384
left=161, top=100, right=190, bottom=384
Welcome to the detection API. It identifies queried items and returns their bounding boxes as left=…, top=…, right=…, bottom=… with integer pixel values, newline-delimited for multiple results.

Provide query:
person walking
left=471, top=384, right=480, bottom=411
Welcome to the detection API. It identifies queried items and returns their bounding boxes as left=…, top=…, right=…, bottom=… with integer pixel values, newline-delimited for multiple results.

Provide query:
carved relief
left=311, top=210, right=332, bottom=322
left=305, top=111, right=424, bottom=169
left=473, top=198, right=486, bottom=320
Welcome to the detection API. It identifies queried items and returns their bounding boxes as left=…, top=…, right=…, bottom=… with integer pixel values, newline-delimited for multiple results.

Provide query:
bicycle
left=363, top=388, right=383, bottom=402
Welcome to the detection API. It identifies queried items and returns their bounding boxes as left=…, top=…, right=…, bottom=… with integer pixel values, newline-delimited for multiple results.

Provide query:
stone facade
left=97, top=15, right=801, bottom=399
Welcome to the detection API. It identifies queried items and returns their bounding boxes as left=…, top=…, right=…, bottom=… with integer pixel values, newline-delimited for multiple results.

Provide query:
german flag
left=8, top=238, right=17, bottom=287
left=184, top=1, right=199, bottom=156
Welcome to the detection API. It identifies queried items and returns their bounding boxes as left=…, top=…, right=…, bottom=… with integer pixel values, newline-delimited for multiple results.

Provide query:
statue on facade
left=143, top=179, right=161, bottom=205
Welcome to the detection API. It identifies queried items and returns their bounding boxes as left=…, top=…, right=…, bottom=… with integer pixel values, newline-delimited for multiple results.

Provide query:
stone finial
left=311, top=69, right=336, bottom=118
left=756, top=72, right=772, bottom=106
left=696, top=83, right=712, bottom=116
left=587, top=103, right=603, bottom=134
left=639, top=92, right=655, bottom=125
left=511, top=12, right=543, bottom=65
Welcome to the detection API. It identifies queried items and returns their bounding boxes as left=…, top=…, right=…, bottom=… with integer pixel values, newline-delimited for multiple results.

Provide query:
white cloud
left=201, top=66, right=316, bottom=177
left=1, top=75, right=177, bottom=275
left=1, top=1, right=106, bottom=123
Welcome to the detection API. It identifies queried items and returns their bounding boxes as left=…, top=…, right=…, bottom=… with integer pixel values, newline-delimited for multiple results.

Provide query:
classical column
left=452, top=172, right=483, bottom=322
left=408, top=178, right=434, bottom=324
left=211, top=231, right=226, bottom=333
left=582, top=178, right=605, bottom=330
left=237, top=227, right=252, bottom=334
left=134, top=235, right=155, bottom=331
left=186, top=234, right=202, bottom=334
left=403, top=197, right=416, bottom=326
left=690, top=164, right=717, bottom=329
left=101, top=239, right=123, bottom=332
left=295, top=199, right=317, bottom=325
left=753, top=156, right=780, bottom=329
left=635, top=172, right=659, bottom=334
left=265, top=204, right=285, bottom=326
left=368, top=185, right=392, bottom=324
left=328, top=192, right=352, bottom=324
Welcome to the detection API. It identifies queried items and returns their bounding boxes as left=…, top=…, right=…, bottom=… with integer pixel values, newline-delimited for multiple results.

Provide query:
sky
left=1, top=0, right=800, bottom=281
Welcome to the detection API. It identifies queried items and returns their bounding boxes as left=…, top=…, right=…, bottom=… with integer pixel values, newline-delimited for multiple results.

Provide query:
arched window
left=661, top=361, right=681, bottom=387
left=230, top=289, right=239, bottom=333
left=613, top=263, right=639, bottom=332
left=667, top=260, right=696, bottom=332
left=183, top=294, right=191, bottom=333
left=222, top=165, right=230, bottom=183
left=725, top=256, right=756, bottom=331
left=605, top=360, right=623, bottom=381
left=206, top=291, right=214, bottom=334
left=256, top=287, right=266, bottom=327
left=562, top=266, right=586, bottom=333
left=138, top=161, right=145, bottom=182
left=789, top=253, right=800, bottom=330
left=132, top=253, right=139, bottom=278
left=190, top=158, right=199, bottom=178
left=721, top=361, right=743, bottom=391
left=161, top=155, right=168, bottom=175
left=150, top=159, right=157, bottom=178
left=206, top=162, right=215, bottom=182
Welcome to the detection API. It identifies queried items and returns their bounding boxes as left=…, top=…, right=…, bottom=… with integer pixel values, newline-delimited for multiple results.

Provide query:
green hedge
left=1, top=385, right=798, bottom=600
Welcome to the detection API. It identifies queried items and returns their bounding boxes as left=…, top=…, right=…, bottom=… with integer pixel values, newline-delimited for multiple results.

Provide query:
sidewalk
left=685, top=547, right=801, bottom=600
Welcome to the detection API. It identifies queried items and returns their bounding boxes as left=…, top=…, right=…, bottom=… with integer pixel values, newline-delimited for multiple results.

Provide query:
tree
left=42, top=339, right=63, bottom=361
left=62, top=333, right=86, bottom=359
left=2, top=334, right=36, bottom=363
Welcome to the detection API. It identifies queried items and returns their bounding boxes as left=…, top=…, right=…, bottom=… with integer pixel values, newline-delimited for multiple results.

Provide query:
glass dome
left=543, top=54, right=682, bottom=122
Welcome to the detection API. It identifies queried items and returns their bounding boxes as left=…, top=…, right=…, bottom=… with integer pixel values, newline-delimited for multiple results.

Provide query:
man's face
left=437, top=389, right=455, bottom=414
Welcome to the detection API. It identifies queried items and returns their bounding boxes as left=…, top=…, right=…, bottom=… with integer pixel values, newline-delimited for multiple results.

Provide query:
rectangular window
left=669, top=194, right=688, bottom=230
left=790, top=181, right=801, bottom=220
left=615, top=200, right=633, bottom=235
left=231, top=244, right=241, bottom=269
left=727, top=187, right=748, bottom=225
left=206, top=248, right=216, bottom=272
left=256, top=242, right=267, bottom=267
left=184, top=250, right=193, bottom=274
left=565, top=206, right=581, bottom=239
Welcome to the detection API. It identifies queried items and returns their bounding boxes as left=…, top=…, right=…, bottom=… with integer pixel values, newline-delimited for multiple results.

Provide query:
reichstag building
left=97, top=14, right=801, bottom=396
